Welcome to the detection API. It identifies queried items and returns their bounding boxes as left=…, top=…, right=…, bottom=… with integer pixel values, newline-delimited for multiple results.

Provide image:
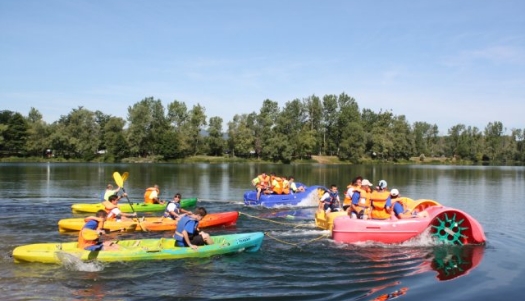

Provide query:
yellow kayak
left=13, top=232, right=264, bottom=264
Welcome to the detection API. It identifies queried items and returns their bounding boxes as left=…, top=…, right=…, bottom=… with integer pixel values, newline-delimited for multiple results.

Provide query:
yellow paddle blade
left=113, top=171, right=123, bottom=188
left=122, top=172, right=129, bottom=182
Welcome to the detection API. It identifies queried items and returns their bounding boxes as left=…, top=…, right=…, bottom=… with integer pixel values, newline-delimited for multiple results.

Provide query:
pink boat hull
left=332, top=206, right=486, bottom=245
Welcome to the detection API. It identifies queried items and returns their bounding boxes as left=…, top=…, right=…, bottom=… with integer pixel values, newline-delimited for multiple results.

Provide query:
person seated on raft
left=174, top=207, right=214, bottom=250
left=144, top=184, right=165, bottom=204
left=79, top=210, right=120, bottom=251
left=390, top=189, right=429, bottom=219
left=251, top=172, right=271, bottom=200
left=369, top=180, right=394, bottom=220
left=288, top=176, right=305, bottom=193
left=106, top=194, right=137, bottom=221
left=320, top=184, right=342, bottom=213
left=343, top=176, right=363, bottom=211
left=347, top=178, right=373, bottom=219
left=270, top=173, right=286, bottom=194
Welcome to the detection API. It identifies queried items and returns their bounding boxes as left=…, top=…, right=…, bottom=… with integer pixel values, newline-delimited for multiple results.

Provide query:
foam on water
left=55, top=251, right=105, bottom=272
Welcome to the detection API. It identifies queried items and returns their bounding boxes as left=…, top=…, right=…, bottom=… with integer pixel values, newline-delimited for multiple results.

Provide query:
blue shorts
left=84, top=243, right=103, bottom=251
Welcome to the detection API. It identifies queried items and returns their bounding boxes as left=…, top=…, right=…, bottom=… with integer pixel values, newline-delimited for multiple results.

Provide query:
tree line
left=1, top=93, right=524, bottom=164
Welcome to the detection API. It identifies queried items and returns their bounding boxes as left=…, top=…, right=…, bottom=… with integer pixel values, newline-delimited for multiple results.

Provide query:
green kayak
left=71, top=198, right=198, bottom=213
left=13, top=232, right=264, bottom=264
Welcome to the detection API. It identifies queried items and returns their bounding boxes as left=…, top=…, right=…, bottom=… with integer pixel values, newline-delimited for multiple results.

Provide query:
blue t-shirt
left=83, top=219, right=99, bottom=230
left=393, top=202, right=405, bottom=216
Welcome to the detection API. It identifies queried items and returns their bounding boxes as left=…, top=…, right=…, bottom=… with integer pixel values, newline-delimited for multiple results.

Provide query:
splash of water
left=55, top=251, right=105, bottom=272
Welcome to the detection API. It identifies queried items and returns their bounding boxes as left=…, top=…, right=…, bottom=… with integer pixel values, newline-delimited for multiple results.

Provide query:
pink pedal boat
left=315, top=198, right=486, bottom=245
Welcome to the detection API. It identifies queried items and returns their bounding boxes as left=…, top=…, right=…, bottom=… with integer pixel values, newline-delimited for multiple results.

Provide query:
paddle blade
left=122, top=172, right=129, bottom=182
left=113, top=172, right=123, bottom=187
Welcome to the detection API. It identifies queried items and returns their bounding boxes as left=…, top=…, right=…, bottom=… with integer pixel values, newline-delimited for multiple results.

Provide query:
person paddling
left=173, top=207, right=214, bottom=250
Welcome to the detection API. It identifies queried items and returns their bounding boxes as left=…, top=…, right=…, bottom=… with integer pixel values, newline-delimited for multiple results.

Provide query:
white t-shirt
left=108, top=207, right=123, bottom=220
left=149, top=190, right=158, bottom=200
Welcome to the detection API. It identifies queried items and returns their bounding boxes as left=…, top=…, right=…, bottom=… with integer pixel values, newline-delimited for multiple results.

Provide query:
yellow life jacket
left=282, top=179, right=290, bottom=194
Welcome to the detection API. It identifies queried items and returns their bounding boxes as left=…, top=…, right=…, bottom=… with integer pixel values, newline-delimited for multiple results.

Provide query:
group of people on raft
left=77, top=183, right=213, bottom=251
left=251, top=172, right=306, bottom=200
left=320, top=176, right=429, bottom=220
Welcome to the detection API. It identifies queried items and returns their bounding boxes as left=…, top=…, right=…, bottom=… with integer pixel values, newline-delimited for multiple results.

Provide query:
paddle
left=121, top=172, right=129, bottom=183
left=113, top=171, right=148, bottom=232
left=104, top=223, right=137, bottom=233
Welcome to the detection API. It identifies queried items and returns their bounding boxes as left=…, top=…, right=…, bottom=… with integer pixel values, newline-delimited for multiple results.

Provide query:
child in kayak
left=174, top=207, right=214, bottom=250
left=78, top=210, right=120, bottom=251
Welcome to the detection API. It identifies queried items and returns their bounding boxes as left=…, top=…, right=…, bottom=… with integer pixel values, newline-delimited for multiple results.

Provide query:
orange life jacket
left=272, top=177, right=284, bottom=194
left=351, top=188, right=371, bottom=217
left=77, top=228, right=99, bottom=249
left=253, top=174, right=270, bottom=189
left=144, top=187, right=159, bottom=204
left=102, top=200, right=116, bottom=213
left=343, top=184, right=360, bottom=205
left=370, top=190, right=392, bottom=219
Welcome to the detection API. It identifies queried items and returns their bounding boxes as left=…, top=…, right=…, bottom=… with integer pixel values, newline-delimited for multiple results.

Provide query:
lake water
left=1, top=162, right=523, bottom=300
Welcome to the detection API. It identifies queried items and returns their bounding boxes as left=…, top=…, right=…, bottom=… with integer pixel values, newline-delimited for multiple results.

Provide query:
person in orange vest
left=105, top=194, right=137, bottom=221
left=348, top=178, right=373, bottom=219
left=144, top=184, right=164, bottom=204
left=251, top=172, right=271, bottom=200
left=343, top=176, right=363, bottom=210
left=271, top=174, right=285, bottom=194
left=370, top=180, right=393, bottom=219
left=78, top=210, right=120, bottom=251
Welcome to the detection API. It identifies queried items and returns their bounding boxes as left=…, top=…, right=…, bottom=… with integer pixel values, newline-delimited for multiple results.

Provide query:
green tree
left=484, top=121, right=504, bottom=161
left=103, top=116, right=129, bottom=160
left=26, top=107, right=51, bottom=157
left=322, top=94, right=339, bottom=156
left=167, top=100, right=191, bottom=157
left=127, top=97, right=165, bottom=157
left=60, top=107, right=100, bottom=159
left=336, top=93, right=360, bottom=160
left=303, top=95, right=323, bottom=155
left=3, top=112, right=29, bottom=154
left=206, top=116, right=225, bottom=156
left=256, top=99, right=279, bottom=159
left=227, top=114, right=255, bottom=157
left=413, top=121, right=431, bottom=156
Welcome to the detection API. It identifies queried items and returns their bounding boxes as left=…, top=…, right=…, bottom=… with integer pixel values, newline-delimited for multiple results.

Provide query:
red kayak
left=58, top=211, right=239, bottom=232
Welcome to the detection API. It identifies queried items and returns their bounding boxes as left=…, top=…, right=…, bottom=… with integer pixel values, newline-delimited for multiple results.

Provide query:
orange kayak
left=58, top=211, right=239, bottom=232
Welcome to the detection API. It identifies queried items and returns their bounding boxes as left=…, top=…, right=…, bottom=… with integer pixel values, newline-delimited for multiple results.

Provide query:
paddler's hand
left=190, top=244, right=198, bottom=250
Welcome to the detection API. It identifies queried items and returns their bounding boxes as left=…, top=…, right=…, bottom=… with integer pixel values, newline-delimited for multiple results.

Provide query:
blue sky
left=1, top=0, right=523, bottom=134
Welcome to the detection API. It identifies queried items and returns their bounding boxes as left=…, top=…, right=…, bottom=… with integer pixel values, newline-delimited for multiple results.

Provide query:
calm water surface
left=1, top=163, right=524, bottom=300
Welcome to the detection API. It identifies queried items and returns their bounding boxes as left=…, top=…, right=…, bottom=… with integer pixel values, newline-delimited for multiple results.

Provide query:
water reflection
left=424, top=245, right=485, bottom=281
left=352, top=244, right=485, bottom=300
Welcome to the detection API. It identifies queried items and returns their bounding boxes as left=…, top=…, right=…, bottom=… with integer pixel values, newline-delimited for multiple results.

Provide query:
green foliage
left=2, top=93, right=525, bottom=164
